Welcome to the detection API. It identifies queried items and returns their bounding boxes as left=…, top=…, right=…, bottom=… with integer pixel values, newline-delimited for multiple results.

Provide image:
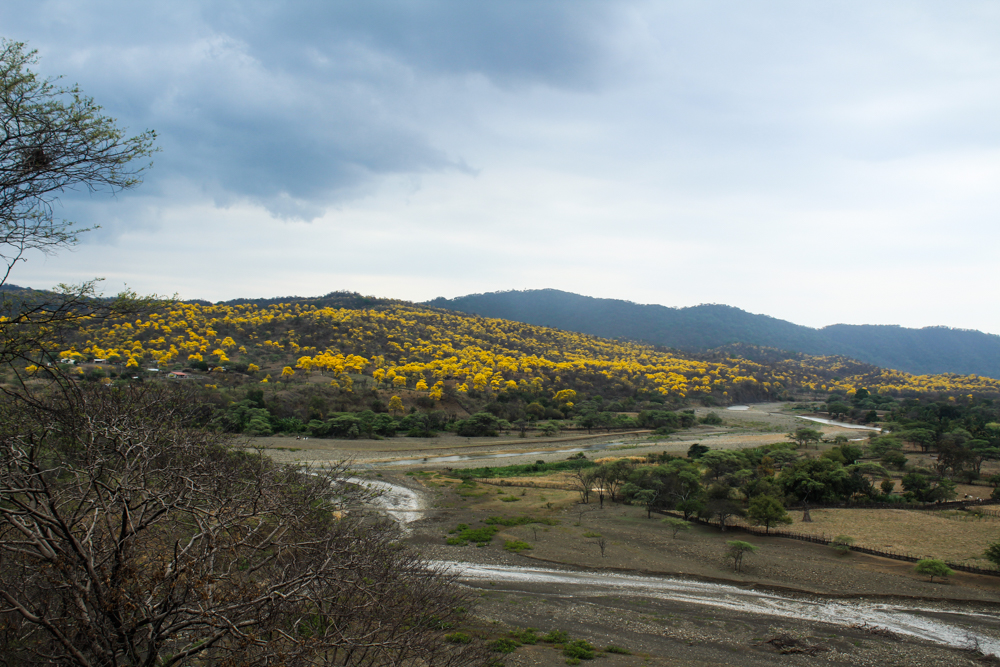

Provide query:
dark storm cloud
left=1, top=1, right=620, bottom=223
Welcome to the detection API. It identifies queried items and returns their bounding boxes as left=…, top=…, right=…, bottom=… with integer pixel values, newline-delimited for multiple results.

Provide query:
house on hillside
left=167, top=371, right=189, bottom=379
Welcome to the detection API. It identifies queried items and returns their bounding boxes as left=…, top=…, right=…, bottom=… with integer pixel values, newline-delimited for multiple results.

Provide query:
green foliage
left=746, top=495, right=792, bottom=533
left=687, top=443, right=710, bottom=459
left=453, top=458, right=595, bottom=479
left=562, top=639, right=596, bottom=660
left=509, top=628, right=539, bottom=645
left=445, top=524, right=499, bottom=546
left=444, top=632, right=472, bottom=644
left=661, top=516, right=691, bottom=537
left=831, top=535, right=854, bottom=555
left=454, top=412, right=501, bottom=437
left=726, top=540, right=758, bottom=573
left=484, top=515, right=559, bottom=527
left=984, top=541, right=1000, bottom=568
left=489, top=638, right=520, bottom=654
left=914, top=558, right=954, bottom=582
left=503, top=540, right=532, bottom=553
left=700, top=411, right=723, bottom=425
left=604, top=645, right=632, bottom=654
left=541, top=630, right=570, bottom=644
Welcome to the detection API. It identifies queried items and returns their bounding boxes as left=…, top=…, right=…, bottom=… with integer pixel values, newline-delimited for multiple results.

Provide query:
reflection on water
left=380, top=440, right=622, bottom=467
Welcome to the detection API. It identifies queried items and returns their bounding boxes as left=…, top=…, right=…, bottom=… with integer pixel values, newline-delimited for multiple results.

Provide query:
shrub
left=542, top=630, right=570, bottom=644
left=605, top=645, right=631, bottom=654
left=914, top=558, right=954, bottom=583
left=484, top=515, right=558, bottom=527
left=562, top=639, right=596, bottom=660
left=489, top=638, right=520, bottom=654
left=509, top=628, right=539, bottom=644
left=503, top=540, right=532, bottom=554
left=986, top=541, right=1000, bottom=568
left=831, top=535, right=854, bottom=555
left=444, top=632, right=472, bottom=644
left=445, top=524, right=499, bottom=546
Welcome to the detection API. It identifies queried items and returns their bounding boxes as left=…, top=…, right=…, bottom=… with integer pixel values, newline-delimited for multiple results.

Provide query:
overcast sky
left=4, top=1, right=1000, bottom=334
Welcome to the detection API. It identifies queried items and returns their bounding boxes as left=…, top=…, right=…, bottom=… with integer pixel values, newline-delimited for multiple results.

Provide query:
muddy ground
left=268, top=404, right=1000, bottom=665
left=398, top=471, right=1000, bottom=666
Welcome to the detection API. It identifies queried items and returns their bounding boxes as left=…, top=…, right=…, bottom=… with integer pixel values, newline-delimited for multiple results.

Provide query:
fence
left=655, top=510, right=1000, bottom=578
left=786, top=497, right=1000, bottom=512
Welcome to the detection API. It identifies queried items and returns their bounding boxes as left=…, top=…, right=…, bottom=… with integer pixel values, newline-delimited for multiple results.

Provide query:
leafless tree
left=0, top=383, right=491, bottom=666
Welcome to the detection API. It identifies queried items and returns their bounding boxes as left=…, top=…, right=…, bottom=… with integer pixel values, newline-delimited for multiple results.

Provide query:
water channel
left=378, top=440, right=624, bottom=467
left=438, top=562, right=1000, bottom=655
left=364, top=477, right=1000, bottom=656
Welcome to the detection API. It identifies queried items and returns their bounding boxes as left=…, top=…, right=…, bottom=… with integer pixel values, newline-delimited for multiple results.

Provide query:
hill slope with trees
left=426, top=290, right=1000, bottom=379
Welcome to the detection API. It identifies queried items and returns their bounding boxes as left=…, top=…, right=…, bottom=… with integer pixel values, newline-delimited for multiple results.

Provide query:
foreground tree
left=0, top=39, right=156, bottom=284
left=0, top=383, right=490, bottom=666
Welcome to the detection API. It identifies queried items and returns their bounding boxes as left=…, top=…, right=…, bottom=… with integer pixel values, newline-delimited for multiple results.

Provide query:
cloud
left=4, top=2, right=1000, bottom=334
left=2, top=1, right=623, bottom=226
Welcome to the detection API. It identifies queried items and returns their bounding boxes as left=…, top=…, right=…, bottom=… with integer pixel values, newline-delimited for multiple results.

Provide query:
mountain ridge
left=425, top=289, right=1000, bottom=380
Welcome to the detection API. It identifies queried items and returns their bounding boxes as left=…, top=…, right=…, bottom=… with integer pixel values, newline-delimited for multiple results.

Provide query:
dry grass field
left=779, top=507, right=1000, bottom=568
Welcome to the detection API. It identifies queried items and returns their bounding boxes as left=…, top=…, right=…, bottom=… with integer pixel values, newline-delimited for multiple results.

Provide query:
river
left=364, top=477, right=999, bottom=656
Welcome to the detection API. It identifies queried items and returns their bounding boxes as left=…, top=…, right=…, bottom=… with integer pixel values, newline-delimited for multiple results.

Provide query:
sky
left=3, top=1, right=1000, bottom=334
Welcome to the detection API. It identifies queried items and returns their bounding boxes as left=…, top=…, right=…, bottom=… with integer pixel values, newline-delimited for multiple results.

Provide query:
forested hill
left=425, top=290, right=1000, bottom=380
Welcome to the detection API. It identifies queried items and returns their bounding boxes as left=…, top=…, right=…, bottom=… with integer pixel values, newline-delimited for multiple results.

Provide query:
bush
left=503, top=540, right=532, bottom=553
left=444, top=632, right=472, bottom=644
left=489, top=638, right=520, bottom=654
left=605, top=645, right=632, bottom=654
left=562, top=639, right=596, bottom=660
left=445, top=524, right=499, bottom=546
left=509, top=628, right=539, bottom=644
left=914, top=558, right=954, bottom=582
left=700, top=412, right=723, bottom=425
left=542, top=630, right=570, bottom=644
left=831, top=535, right=854, bottom=555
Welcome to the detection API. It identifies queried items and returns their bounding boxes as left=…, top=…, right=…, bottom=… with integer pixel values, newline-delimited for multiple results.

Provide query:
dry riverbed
left=265, top=404, right=1000, bottom=665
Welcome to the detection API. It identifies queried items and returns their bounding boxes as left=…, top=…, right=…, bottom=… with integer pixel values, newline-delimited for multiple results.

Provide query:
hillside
left=425, top=290, right=1000, bottom=379
left=36, top=293, right=1000, bottom=404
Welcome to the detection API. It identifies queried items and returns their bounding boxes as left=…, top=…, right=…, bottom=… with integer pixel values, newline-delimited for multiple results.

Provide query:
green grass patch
left=444, top=632, right=472, bottom=644
left=563, top=639, right=596, bottom=660
left=490, top=638, right=520, bottom=654
left=504, top=539, right=532, bottom=553
left=510, top=628, right=539, bottom=645
left=445, top=523, right=499, bottom=546
left=499, top=496, right=521, bottom=502
left=605, top=645, right=631, bottom=654
left=484, top=515, right=559, bottom=527
left=453, top=459, right=596, bottom=479
left=582, top=531, right=602, bottom=538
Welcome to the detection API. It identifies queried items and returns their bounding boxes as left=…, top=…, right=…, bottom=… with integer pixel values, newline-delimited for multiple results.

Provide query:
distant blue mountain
left=425, top=289, right=1000, bottom=380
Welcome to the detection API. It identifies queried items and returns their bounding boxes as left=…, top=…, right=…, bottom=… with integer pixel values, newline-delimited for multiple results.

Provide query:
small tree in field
left=747, top=495, right=792, bottom=534
left=788, top=427, right=823, bottom=448
left=726, top=540, right=758, bottom=573
left=984, top=541, right=1000, bottom=568
left=914, top=558, right=954, bottom=583
left=661, top=516, right=691, bottom=538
